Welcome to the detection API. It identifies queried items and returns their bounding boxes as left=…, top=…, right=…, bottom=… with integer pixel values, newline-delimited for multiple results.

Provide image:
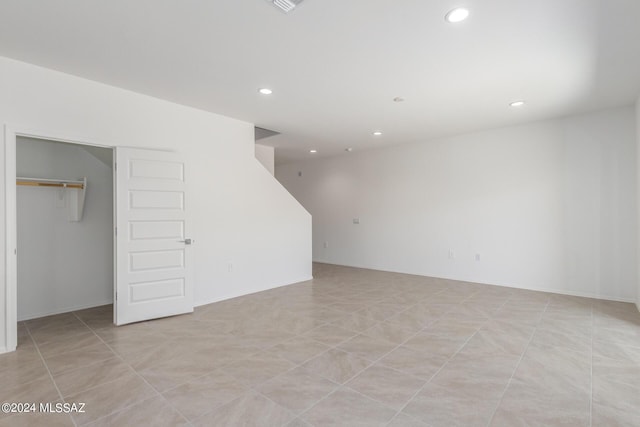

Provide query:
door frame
left=3, top=125, right=115, bottom=353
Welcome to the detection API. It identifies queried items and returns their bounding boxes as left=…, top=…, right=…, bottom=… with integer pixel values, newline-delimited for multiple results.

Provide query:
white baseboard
left=312, top=260, right=636, bottom=304
left=195, top=275, right=314, bottom=308
left=485, top=281, right=636, bottom=303
left=0, top=344, right=16, bottom=354
left=18, top=299, right=114, bottom=322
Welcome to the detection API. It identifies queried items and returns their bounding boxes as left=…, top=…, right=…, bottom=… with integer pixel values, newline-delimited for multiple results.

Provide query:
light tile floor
left=1, top=263, right=640, bottom=426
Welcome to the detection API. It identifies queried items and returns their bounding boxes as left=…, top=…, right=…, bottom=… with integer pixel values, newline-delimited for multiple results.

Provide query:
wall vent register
left=267, top=0, right=304, bottom=14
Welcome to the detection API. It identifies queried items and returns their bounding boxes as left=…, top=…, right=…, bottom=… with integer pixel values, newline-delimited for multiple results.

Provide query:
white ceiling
left=1, top=0, right=639, bottom=164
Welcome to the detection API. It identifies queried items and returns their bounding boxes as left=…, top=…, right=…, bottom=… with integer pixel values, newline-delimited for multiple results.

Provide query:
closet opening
left=16, top=136, right=114, bottom=328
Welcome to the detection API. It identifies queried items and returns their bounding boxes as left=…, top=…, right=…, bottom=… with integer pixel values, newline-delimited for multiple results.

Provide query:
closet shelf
left=16, top=177, right=87, bottom=221
left=17, top=177, right=85, bottom=189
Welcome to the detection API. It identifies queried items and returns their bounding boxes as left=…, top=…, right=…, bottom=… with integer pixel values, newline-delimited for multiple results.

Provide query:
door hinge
left=115, top=292, right=118, bottom=301
left=115, top=226, right=117, bottom=236
left=114, top=162, right=117, bottom=171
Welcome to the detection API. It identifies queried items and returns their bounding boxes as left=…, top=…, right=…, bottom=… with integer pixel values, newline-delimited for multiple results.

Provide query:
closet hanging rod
left=16, top=177, right=85, bottom=190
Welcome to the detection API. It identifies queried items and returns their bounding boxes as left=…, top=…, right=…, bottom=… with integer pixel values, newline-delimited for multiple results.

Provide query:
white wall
left=277, top=107, right=637, bottom=302
left=637, top=95, right=640, bottom=310
left=255, top=143, right=275, bottom=175
left=16, top=138, right=113, bottom=320
left=0, top=56, right=311, bottom=352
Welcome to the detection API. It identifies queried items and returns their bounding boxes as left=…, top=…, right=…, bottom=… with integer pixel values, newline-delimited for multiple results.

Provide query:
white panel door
left=115, top=148, right=193, bottom=325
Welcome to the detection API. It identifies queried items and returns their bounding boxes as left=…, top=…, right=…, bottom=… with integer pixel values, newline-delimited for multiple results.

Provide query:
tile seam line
left=250, top=280, right=455, bottom=396
left=484, top=298, right=551, bottom=426
left=297, top=290, right=485, bottom=426
left=385, top=294, right=513, bottom=426
left=71, top=311, right=194, bottom=427
left=23, top=321, right=75, bottom=426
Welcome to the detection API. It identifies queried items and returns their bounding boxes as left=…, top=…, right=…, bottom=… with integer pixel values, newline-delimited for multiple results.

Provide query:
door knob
left=179, top=238, right=192, bottom=245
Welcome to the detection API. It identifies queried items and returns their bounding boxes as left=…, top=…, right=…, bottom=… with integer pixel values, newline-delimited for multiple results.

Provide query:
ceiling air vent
left=268, top=0, right=304, bottom=14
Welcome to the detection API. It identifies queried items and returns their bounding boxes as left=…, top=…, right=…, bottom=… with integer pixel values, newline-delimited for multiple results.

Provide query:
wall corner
left=636, top=94, right=640, bottom=311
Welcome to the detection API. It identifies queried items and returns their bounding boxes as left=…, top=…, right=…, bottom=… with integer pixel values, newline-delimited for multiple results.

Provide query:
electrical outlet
left=323, top=241, right=329, bottom=248
left=475, top=253, right=481, bottom=261
left=228, top=263, right=233, bottom=272
left=448, top=249, right=455, bottom=260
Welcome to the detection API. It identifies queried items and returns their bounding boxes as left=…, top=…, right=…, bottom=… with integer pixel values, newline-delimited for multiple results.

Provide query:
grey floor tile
left=3, top=263, right=640, bottom=427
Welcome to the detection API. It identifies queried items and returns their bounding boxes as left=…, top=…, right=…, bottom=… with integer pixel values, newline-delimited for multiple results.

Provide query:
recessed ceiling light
left=309, top=149, right=317, bottom=153
left=445, top=7, right=470, bottom=23
left=393, top=97, right=405, bottom=103
left=373, top=131, right=383, bottom=136
left=259, top=88, right=273, bottom=95
left=345, top=148, right=353, bottom=152
left=510, top=100, right=526, bottom=107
